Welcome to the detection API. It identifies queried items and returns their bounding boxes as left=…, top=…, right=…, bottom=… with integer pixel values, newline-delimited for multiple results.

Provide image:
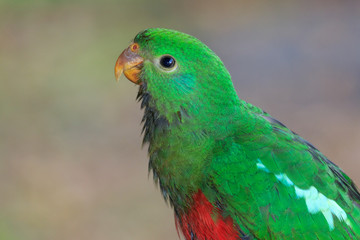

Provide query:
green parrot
left=114, top=28, right=360, bottom=240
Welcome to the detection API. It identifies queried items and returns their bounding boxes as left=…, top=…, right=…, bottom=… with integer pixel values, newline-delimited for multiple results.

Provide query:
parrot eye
left=159, top=55, right=176, bottom=69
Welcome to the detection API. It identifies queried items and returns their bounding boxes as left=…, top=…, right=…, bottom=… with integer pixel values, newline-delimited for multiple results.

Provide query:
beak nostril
left=130, top=43, right=139, bottom=52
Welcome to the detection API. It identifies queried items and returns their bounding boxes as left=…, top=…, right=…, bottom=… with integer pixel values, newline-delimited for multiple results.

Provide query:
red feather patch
left=176, top=190, right=240, bottom=240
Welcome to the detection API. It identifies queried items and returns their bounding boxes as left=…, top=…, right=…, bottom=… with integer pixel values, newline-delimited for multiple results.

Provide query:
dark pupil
left=160, top=56, right=175, bottom=68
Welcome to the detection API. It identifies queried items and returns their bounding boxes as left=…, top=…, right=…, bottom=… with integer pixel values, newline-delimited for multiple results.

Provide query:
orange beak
left=114, top=43, right=144, bottom=84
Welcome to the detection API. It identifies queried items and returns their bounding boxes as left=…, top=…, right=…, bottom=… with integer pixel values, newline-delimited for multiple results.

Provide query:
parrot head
left=115, top=28, right=239, bottom=130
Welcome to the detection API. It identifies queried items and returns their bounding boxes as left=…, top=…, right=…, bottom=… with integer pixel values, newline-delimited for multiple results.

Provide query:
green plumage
left=130, top=28, right=360, bottom=239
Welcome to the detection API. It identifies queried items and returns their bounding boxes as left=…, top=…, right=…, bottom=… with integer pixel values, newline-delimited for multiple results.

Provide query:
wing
left=206, top=108, right=360, bottom=239
left=262, top=114, right=360, bottom=207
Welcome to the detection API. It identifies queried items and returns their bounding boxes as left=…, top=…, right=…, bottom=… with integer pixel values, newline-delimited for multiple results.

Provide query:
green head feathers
left=131, top=28, right=239, bottom=124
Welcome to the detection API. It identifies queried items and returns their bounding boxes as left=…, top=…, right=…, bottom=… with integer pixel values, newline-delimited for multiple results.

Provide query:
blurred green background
left=1, top=0, right=360, bottom=239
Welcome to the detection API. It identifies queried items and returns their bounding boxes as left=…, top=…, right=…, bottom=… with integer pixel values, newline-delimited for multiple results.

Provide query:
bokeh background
left=1, top=0, right=360, bottom=239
